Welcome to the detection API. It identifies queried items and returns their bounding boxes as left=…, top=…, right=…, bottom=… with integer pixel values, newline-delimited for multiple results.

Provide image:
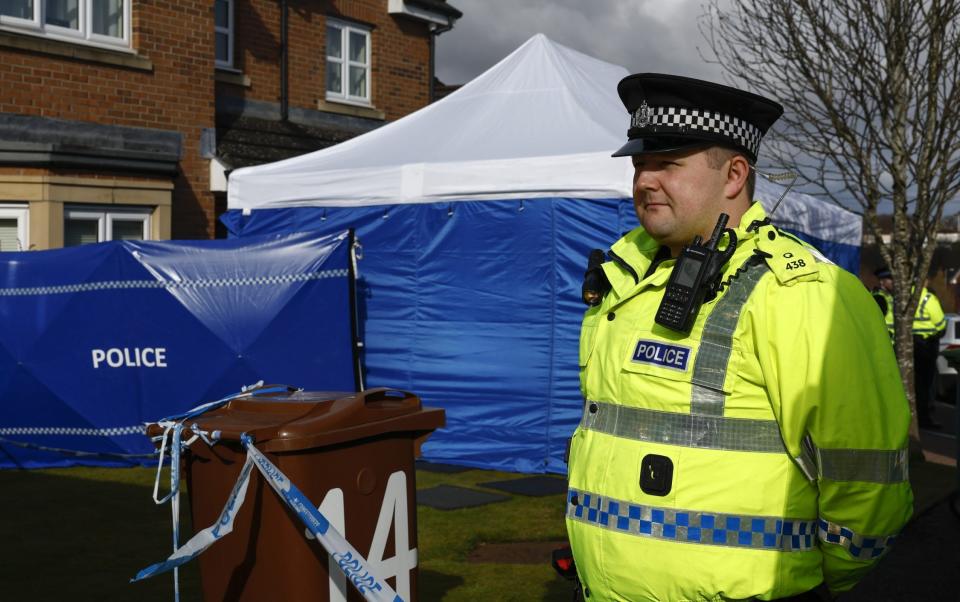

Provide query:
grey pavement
left=841, top=495, right=959, bottom=601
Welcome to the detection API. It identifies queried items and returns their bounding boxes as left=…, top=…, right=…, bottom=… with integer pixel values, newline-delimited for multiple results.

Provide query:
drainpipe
left=280, top=0, right=288, bottom=121
left=428, top=18, right=454, bottom=103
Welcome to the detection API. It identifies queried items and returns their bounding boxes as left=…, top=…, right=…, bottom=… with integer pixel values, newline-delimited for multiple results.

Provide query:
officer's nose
left=633, top=166, right=659, bottom=196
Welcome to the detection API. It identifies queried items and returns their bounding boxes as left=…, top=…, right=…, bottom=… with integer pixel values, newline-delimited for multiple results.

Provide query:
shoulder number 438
left=785, top=259, right=806, bottom=270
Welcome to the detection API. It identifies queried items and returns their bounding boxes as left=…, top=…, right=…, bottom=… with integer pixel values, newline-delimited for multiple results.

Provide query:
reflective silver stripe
left=816, top=447, right=909, bottom=484
left=581, top=400, right=787, bottom=453
left=793, top=435, right=818, bottom=483
left=567, top=488, right=816, bottom=552
left=818, top=518, right=897, bottom=560
left=690, top=259, right=769, bottom=416
left=917, top=292, right=930, bottom=319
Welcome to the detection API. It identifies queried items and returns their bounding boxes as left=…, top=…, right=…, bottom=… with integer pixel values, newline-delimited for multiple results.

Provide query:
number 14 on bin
left=305, top=470, right=417, bottom=602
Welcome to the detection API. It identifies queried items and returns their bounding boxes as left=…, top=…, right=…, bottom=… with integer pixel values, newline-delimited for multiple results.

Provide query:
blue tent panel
left=0, top=230, right=356, bottom=469
left=221, top=197, right=857, bottom=474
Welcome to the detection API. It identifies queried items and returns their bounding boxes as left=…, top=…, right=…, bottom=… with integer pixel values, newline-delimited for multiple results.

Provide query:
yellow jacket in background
left=912, top=287, right=945, bottom=339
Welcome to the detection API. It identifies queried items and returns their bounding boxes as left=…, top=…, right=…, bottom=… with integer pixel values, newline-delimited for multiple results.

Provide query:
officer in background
left=913, top=278, right=946, bottom=428
left=871, top=266, right=946, bottom=428
left=872, top=266, right=894, bottom=337
left=566, top=74, right=913, bottom=601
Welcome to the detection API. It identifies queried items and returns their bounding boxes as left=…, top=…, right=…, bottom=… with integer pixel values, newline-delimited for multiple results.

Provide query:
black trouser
left=914, top=334, right=939, bottom=424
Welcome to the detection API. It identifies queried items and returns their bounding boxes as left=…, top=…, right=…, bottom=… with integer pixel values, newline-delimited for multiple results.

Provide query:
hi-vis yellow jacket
left=872, top=289, right=894, bottom=337
left=567, top=203, right=913, bottom=602
left=912, top=287, right=946, bottom=339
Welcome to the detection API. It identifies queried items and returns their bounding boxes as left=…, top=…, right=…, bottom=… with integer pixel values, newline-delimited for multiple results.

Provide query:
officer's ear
left=723, top=153, right=751, bottom=201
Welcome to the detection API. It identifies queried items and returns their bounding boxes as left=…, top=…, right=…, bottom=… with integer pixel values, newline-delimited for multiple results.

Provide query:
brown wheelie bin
left=163, top=387, right=444, bottom=602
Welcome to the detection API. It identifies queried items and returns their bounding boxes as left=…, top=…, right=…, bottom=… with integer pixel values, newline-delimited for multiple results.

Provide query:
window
left=326, top=19, right=371, bottom=105
left=214, top=0, right=233, bottom=68
left=0, top=205, right=28, bottom=252
left=64, top=206, right=149, bottom=247
left=0, top=0, right=130, bottom=49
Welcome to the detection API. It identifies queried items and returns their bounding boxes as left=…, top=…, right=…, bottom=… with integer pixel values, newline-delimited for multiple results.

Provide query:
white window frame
left=106, top=210, right=150, bottom=240
left=214, top=0, right=234, bottom=69
left=0, top=204, right=29, bottom=252
left=0, top=0, right=132, bottom=51
left=325, top=18, right=372, bottom=107
left=64, top=206, right=151, bottom=246
left=63, top=207, right=105, bottom=246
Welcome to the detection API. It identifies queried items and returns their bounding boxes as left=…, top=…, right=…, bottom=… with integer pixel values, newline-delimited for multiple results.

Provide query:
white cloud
left=436, top=0, right=727, bottom=86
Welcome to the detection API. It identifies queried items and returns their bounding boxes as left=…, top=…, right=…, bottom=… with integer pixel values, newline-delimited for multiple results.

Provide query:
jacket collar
left=602, top=202, right=768, bottom=299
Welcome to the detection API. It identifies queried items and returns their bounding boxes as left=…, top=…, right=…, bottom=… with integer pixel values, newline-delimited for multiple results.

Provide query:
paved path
left=841, top=495, right=960, bottom=601
left=843, top=406, right=958, bottom=602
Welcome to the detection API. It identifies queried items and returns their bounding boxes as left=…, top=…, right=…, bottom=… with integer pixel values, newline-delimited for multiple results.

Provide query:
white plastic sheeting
left=228, top=34, right=633, bottom=209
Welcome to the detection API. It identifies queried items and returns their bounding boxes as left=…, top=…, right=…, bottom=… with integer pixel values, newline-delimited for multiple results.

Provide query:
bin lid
left=166, top=388, right=444, bottom=452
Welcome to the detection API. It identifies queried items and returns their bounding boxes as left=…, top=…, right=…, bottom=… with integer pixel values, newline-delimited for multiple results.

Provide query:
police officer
left=566, top=74, right=913, bottom=601
left=913, top=280, right=946, bottom=428
left=870, top=266, right=945, bottom=428
left=872, top=266, right=894, bottom=337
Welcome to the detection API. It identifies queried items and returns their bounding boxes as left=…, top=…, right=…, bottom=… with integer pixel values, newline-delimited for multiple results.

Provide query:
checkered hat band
left=818, top=518, right=897, bottom=560
left=631, top=106, right=763, bottom=157
left=567, top=488, right=816, bottom=552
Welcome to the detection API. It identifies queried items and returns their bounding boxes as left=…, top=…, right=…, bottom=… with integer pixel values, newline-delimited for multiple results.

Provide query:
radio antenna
left=756, top=169, right=798, bottom=216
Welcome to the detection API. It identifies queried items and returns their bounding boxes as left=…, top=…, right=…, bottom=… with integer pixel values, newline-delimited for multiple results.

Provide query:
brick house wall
left=0, top=0, right=216, bottom=242
left=0, top=0, right=459, bottom=248
left=219, top=0, right=431, bottom=121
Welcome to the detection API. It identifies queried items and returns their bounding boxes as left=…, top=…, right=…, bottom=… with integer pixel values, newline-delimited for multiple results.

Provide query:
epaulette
left=754, top=224, right=825, bottom=285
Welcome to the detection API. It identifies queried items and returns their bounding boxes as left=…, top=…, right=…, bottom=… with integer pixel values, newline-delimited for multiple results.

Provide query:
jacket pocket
left=620, top=331, right=743, bottom=395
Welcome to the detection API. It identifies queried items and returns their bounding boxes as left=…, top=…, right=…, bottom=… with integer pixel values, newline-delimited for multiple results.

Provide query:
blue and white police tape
left=0, top=434, right=156, bottom=460
left=241, top=434, right=404, bottom=602
left=144, top=381, right=294, bottom=602
left=132, top=452, right=255, bottom=583
left=133, top=434, right=405, bottom=602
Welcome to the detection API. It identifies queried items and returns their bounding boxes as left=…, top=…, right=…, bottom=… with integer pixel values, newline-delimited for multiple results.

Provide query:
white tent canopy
left=228, top=34, right=634, bottom=209
left=228, top=33, right=860, bottom=248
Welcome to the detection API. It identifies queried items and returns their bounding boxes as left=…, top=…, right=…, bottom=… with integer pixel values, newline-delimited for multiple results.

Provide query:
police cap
left=874, top=266, right=893, bottom=279
left=612, top=73, right=784, bottom=163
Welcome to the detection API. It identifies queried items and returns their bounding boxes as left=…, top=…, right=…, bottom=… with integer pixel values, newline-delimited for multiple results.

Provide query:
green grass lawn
left=1, top=457, right=954, bottom=601
left=0, top=463, right=572, bottom=601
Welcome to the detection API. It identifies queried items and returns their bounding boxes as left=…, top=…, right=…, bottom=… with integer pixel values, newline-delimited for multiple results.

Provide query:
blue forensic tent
left=0, top=230, right=357, bottom=469
left=223, top=35, right=862, bottom=473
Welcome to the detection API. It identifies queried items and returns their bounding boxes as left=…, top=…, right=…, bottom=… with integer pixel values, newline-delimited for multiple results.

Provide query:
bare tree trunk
left=701, top=0, right=960, bottom=459
left=894, top=316, right=923, bottom=457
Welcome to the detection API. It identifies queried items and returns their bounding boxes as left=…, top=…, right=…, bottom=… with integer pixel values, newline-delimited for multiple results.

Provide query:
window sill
left=318, top=99, right=385, bottom=120
left=0, top=29, right=151, bottom=71
left=215, top=69, right=250, bottom=87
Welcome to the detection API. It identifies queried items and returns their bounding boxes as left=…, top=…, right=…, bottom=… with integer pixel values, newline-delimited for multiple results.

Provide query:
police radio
left=655, top=213, right=737, bottom=333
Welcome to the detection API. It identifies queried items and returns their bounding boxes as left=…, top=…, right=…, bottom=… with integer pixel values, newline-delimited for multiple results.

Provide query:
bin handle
left=357, top=387, right=420, bottom=408
left=284, top=387, right=419, bottom=421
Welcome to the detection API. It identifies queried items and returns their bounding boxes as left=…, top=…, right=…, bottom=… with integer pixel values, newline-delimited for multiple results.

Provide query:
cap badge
left=631, top=101, right=652, bottom=129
